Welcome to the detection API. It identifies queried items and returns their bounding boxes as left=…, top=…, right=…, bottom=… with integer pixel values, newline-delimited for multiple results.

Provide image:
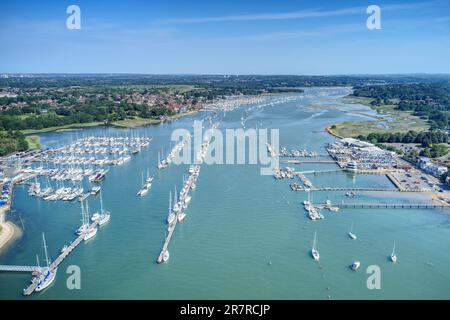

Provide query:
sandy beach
left=0, top=205, right=17, bottom=251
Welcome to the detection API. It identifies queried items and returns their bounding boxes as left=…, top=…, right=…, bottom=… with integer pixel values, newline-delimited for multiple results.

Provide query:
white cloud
left=161, top=1, right=433, bottom=24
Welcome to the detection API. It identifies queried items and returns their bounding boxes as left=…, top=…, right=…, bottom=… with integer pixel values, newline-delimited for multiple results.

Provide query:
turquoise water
left=1, top=87, right=450, bottom=299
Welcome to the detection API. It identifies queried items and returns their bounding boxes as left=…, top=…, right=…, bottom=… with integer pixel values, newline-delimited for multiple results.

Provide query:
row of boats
left=160, top=165, right=201, bottom=263
left=75, top=195, right=110, bottom=240
left=273, top=167, right=314, bottom=189
left=53, top=136, right=152, bottom=155
left=28, top=178, right=103, bottom=202
left=47, top=155, right=131, bottom=166
left=310, top=231, right=398, bottom=271
left=157, top=135, right=190, bottom=170
left=279, top=147, right=319, bottom=158
left=158, top=122, right=218, bottom=263
left=137, top=171, right=154, bottom=197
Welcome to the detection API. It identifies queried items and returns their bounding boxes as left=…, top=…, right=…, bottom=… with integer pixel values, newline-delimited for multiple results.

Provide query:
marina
left=158, top=135, right=190, bottom=170
left=156, top=122, right=217, bottom=264
left=1, top=88, right=450, bottom=299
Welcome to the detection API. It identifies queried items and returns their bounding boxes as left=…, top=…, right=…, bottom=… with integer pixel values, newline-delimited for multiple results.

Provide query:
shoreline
left=325, top=125, right=343, bottom=139
left=0, top=205, right=19, bottom=252
left=21, top=111, right=200, bottom=135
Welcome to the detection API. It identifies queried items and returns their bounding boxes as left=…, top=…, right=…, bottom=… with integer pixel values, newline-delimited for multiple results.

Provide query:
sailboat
left=162, top=250, right=170, bottom=262
left=137, top=171, right=150, bottom=197
left=350, top=261, right=361, bottom=271
left=172, top=186, right=181, bottom=213
left=348, top=221, right=357, bottom=240
left=390, top=241, right=397, bottom=263
left=167, top=191, right=176, bottom=225
left=83, top=201, right=97, bottom=241
left=76, top=201, right=89, bottom=235
left=311, top=231, right=320, bottom=261
left=35, top=233, right=57, bottom=292
left=91, top=192, right=110, bottom=226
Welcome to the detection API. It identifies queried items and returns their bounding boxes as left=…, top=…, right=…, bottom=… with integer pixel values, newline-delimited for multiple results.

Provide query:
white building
left=417, top=157, right=448, bottom=177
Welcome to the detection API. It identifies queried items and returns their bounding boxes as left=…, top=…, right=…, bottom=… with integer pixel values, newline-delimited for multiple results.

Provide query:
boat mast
left=174, top=186, right=178, bottom=206
left=313, top=231, right=317, bottom=250
left=42, top=233, right=51, bottom=267
left=169, top=191, right=172, bottom=213
left=392, top=241, right=396, bottom=255
left=80, top=201, right=85, bottom=225
left=85, top=200, right=90, bottom=221
left=100, top=192, right=104, bottom=213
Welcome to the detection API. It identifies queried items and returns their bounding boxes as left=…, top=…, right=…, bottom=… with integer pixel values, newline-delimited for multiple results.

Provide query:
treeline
left=353, top=83, right=450, bottom=130
left=2, top=74, right=449, bottom=89
left=0, top=103, right=173, bottom=131
left=0, top=131, right=28, bottom=156
left=357, top=130, right=448, bottom=146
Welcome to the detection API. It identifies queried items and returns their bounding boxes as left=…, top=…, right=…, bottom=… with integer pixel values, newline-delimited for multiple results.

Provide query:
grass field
left=25, top=135, right=41, bottom=149
left=22, top=122, right=106, bottom=135
left=111, top=117, right=161, bottom=128
left=21, top=110, right=198, bottom=137
left=329, top=96, right=429, bottom=138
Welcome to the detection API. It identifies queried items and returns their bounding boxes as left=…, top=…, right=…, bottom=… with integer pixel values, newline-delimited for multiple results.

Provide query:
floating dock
left=0, top=265, right=42, bottom=273
left=335, top=203, right=450, bottom=210
left=282, top=160, right=338, bottom=164
left=5, top=220, right=101, bottom=296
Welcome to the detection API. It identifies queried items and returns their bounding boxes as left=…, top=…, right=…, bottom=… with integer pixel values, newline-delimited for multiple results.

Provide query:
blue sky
left=0, top=0, right=449, bottom=74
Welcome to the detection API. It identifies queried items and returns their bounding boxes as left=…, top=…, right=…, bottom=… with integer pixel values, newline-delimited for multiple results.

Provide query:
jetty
left=282, top=160, right=338, bottom=164
left=335, top=203, right=450, bottom=210
left=0, top=220, right=99, bottom=296
left=0, top=265, right=42, bottom=273
left=156, top=122, right=219, bottom=264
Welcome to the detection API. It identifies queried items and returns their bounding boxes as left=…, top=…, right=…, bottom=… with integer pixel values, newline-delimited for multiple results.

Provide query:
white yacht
left=82, top=201, right=97, bottom=241
left=348, top=221, right=357, bottom=240
left=83, top=225, right=98, bottom=241
left=177, top=211, right=186, bottom=222
left=91, top=208, right=110, bottom=226
left=137, top=172, right=150, bottom=197
left=172, top=187, right=181, bottom=212
left=311, top=231, right=320, bottom=261
left=76, top=201, right=89, bottom=235
left=35, top=233, right=57, bottom=292
left=351, top=261, right=361, bottom=271
left=346, top=161, right=358, bottom=171
left=167, top=212, right=176, bottom=225
left=390, top=241, right=397, bottom=263
left=90, top=186, right=101, bottom=195
left=98, top=211, right=110, bottom=226
left=162, top=250, right=170, bottom=262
